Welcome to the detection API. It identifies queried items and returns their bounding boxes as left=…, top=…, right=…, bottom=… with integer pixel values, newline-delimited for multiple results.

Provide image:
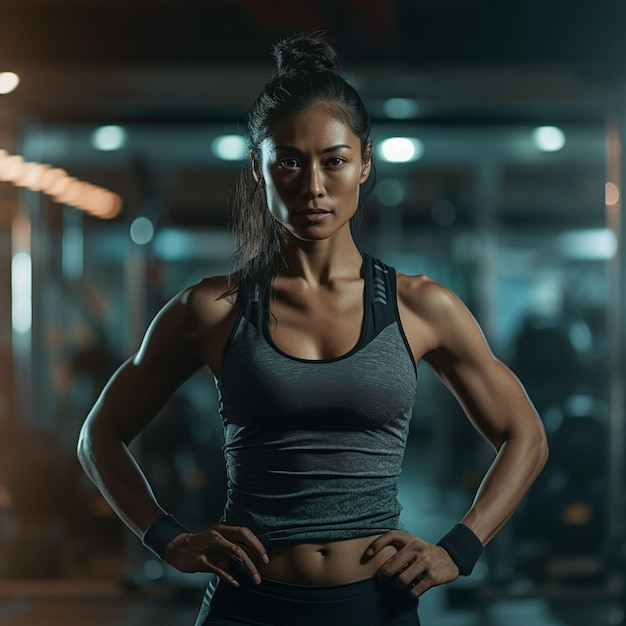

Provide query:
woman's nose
left=302, top=165, right=324, bottom=198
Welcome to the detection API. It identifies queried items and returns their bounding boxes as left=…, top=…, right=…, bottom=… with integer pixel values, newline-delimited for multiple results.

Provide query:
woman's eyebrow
left=275, top=144, right=353, bottom=154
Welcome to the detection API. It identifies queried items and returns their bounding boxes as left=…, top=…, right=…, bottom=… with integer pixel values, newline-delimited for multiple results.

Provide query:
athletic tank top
left=216, top=253, right=417, bottom=549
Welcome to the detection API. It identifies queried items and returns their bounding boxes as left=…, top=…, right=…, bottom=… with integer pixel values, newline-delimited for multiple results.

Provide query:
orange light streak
left=0, top=150, right=122, bottom=219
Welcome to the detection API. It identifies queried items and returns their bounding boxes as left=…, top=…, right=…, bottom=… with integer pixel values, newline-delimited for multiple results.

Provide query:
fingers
left=378, top=556, right=436, bottom=598
left=166, top=524, right=268, bottom=585
left=219, top=525, right=269, bottom=565
left=406, top=574, right=433, bottom=599
left=228, top=541, right=261, bottom=585
left=391, top=562, right=427, bottom=595
left=372, top=533, right=460, bottom=598
left=365, top=530, right=408, bottom=556
left=376, top=550, right=418, bottom=581
left=200, top=524, right=270, bottom=586
left=200, top=556, right=241, bottom=588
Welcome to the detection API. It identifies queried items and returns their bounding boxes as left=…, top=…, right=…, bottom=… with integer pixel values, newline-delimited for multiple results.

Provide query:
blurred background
left=0, top=0, right=625, bottom=624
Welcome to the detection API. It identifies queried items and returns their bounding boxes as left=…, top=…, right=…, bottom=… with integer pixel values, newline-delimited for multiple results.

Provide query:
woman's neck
left=279, top=233, right=363, bottom=287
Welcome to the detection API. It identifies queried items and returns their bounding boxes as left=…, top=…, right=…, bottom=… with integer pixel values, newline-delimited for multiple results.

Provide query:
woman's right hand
left=163, top=524, right=270, bottom=587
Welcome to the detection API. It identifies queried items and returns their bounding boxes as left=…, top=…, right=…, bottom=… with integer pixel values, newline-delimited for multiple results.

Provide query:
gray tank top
left=217, top=253, right=417, bottom=549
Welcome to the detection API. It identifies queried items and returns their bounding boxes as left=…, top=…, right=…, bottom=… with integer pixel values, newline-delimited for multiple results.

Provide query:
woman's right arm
left=77, top=284, right=209, bottom=536
left=77, top=279, right=269, bottom=585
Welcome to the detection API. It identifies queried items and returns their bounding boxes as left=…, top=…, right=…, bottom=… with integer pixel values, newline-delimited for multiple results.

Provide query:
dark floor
left=0, top=437, right=621, bottom=625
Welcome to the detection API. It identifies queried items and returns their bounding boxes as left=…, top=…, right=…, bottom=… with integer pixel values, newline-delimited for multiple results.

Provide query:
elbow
left=76, top=419, right=94, bottom=471
left=537, top=429, right=549, bottom=472
left=77, top=415, right=105, bottom=474
left=499, top=418, right=549, bottom=478
left=530, top=421, right=549, bottom=478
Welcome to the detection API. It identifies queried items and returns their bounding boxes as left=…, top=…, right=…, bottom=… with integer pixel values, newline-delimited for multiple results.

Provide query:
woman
left=77, top=33, right=548, bottom=626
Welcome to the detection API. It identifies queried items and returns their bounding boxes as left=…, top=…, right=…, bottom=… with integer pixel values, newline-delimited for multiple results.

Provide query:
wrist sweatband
left=141, top=514, right=190, bottom=559
left=436, top=523, right=484, bottom=576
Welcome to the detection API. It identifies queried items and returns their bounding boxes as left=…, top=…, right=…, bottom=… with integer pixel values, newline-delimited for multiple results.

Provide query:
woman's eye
left=326, top=157, right=346, bottom=167
left=280, top=158, right=299, bottom=169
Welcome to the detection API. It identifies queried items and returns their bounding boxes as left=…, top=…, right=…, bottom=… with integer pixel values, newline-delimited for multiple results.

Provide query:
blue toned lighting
left=431, top=199, right=456, bottom=226
left=212, top=135, right=248, bottom=161
left=532, top=126, right=566, bottom=152
left=557, top=228, right=617, bottom=261
left=92, top=125, right=127, bottom=151
left=374, top=178, right=406, bottom=207
left=11, top=251, right=32, bottom=334
left=62, top=226, right=84, bottom=281
left=383, top=98, right=419, bottom=119
left=130, top=216, right=154, bottom=246
left=378, top=137, right=424, bottom=163
left=143, top=559, right=164, bottom=581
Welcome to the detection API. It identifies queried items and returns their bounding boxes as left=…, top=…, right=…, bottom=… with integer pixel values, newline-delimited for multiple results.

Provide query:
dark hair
left=226, top=32, right=373, bottom=308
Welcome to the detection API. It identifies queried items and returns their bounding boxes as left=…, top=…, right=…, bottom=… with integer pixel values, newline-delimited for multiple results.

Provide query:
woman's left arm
left=420, top=280, right=549, bottom=544
left=368, top=276, right=548, bottom=596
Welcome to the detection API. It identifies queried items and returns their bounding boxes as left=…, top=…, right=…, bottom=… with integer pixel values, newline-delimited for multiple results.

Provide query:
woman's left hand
left=365, top=531, right=459, bottom=598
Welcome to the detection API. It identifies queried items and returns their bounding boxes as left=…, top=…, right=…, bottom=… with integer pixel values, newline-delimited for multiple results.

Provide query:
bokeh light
left=0, top=72, right=20, bottom=94
left=0, top=151, right=122, bottom=219
left=11, top=251, right=32, bottom=334
left=383, top=98, right=419, bottom=119
left=91, top=125, right=127, bottom=151
left=374, top=178, right=406, bottom=207
left=130, top=216, right=155, bottom=245
left=378, top=137, right=424, bottom=163
left=532, top=126, right=566, bottom=152
left=606, top=182, right=620, bottom=206
left=212, top=135, right=248, bottom=161
left=431, top=199, right=457, bottom=226
left=0, top=155, right=25, bottom=181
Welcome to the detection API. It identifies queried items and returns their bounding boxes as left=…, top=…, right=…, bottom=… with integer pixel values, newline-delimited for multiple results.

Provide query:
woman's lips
left=298, top=209, right=332, bottom=222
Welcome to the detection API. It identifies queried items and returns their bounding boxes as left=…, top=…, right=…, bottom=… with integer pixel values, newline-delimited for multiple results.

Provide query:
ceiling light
left=532, top=126, right=565, bottom=152
left=378, top=137, right=424, bottom=163
left=0, top=72, right=19, bottom=95
left=557, top=228, right=617, bottom=261
left=212, top=135, right=248, bottom=161
left=92, top=125, right=127, bottom=151
left=383, top=98, right=419, bottom=119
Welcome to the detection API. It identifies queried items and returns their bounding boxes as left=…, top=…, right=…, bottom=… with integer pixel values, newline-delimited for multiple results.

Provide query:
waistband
left=241, top=575, right=387, bottom=601
left=197, top=575, right=420, bottom=626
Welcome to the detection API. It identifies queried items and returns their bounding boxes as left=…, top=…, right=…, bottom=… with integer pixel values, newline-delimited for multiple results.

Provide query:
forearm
left=461, top=429, right=548, bottom=545
left=77, top=420, right=166, bottom=537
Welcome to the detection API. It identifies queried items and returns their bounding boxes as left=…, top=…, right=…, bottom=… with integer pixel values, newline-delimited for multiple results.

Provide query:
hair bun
left=273, top=32, right=340, bottom=77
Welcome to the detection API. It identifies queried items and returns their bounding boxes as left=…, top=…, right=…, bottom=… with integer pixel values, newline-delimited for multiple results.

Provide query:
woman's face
left=253, top=105, right=371, bottom=242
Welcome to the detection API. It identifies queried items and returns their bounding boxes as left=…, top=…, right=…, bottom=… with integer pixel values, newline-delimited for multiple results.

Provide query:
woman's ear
left=251, top=150, right=261, bottom=184
left=360, top=142, right=372, bottom=183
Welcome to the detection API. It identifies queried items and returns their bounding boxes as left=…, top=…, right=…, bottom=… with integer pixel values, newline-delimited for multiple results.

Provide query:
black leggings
left=194, top=575, right=420, bottom=626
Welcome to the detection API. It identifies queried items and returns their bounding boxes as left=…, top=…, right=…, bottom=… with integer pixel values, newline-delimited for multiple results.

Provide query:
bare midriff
left=254, top=535, right=398, bottom=586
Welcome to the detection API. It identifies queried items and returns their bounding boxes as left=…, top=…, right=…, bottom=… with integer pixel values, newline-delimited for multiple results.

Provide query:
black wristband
left=436, top=523, right=484, bottom=576
left=141, top=514, right=190, bottom=559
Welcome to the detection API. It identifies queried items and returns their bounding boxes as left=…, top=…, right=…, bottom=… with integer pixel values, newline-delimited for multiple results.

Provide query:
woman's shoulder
left=396, top=272, right=461, bottom=319
left=137, top=275, right=239, bottom=371
left=396, top=272, right=488, bottom=358
left=180, top=274, right=239, bottom=329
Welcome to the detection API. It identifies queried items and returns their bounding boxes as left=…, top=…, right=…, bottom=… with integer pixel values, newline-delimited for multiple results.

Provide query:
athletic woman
left=77, top=33, right=548, bottom=626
